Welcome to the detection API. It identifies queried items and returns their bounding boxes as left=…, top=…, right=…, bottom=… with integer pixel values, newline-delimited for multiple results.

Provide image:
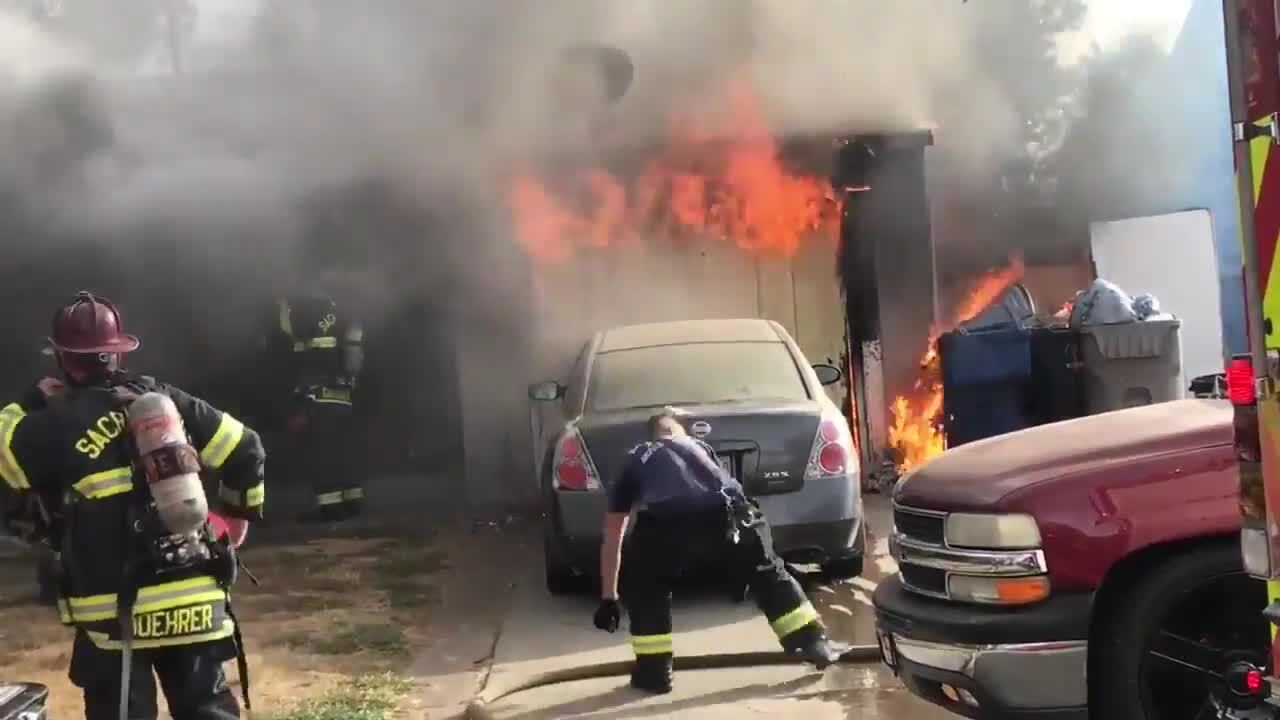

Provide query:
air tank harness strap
left=209, top=535, right=252, bottom=710
left=226, top=598, right=252, bottom=711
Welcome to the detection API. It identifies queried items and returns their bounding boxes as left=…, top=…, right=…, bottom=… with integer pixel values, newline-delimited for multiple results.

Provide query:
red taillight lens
left=555, top=460, right=589, bottom=490
left=818, top=443, right=847, bottom=475
left=552, top=428, right=601, bottom=492
left=1229, top=356, right=1256, bottom=405
left=819, top=420, right=841, bottom=444
left=1247, top=668, right=1264, bottom=694
left=807, top=416, right=855, bottom=480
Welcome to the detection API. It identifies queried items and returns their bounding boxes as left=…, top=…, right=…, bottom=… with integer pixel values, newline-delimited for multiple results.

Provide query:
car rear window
left=587, top=341, right=810, bottom=412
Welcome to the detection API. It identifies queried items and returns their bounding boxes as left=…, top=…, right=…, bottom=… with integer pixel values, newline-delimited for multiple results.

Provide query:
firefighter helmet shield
left=48, top=291, right=140, bottom=355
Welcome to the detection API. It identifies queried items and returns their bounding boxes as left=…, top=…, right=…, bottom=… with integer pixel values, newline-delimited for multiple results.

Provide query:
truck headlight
left=945, top=513, right=1042, bottom=550
left=948, top=574, right=1051, bottom=605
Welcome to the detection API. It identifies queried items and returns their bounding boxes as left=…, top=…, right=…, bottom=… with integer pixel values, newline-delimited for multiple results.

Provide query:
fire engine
left=1235, top=0, right=1280, bottom=714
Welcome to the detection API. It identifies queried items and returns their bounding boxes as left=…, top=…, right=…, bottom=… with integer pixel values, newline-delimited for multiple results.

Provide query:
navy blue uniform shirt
left=607, top=436, right=745, bottom=515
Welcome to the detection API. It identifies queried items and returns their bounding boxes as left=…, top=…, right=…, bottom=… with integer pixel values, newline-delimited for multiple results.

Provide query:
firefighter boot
left=630, top=654, right=673, bottom=694
left=782, top=623, right=841, bottom=670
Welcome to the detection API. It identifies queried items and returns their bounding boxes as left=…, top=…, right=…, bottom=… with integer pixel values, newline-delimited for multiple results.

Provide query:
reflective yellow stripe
left=1253, top=125, right=1271, bottom=204
left=293, top=337, right=338, bottom=352
left=199, top=413, right=244, bottom=469
left=631, top=633, right=673, bottom=655
left=342, top=487, right=364, bottom=501
left=317, top=491, right=344, bottom=506
left=277, top=300, right=293, bottom=338
left=67, top=576, right=223, bottom=623
left=73, top=467, right=133, bottom=500
left=0, top=403, right=29, bottom=490
left=86, top=618, right=235, bottom=650
left=218, top=481, right=264, bottom=508
left=770, top=601, right=819, bottom=639
left=1250, top=121, right=1280, bottom=348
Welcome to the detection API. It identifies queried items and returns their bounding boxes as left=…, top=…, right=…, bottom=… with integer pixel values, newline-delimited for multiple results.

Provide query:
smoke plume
left=0, top=0, right=1203, bottom=501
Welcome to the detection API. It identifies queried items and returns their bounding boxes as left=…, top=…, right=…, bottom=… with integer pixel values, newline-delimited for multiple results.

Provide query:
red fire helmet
left=48, top=291, right=140, bottom=355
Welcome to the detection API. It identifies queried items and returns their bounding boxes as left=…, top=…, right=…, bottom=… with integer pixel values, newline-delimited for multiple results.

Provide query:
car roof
left=597, top=318, right=783, bottom=352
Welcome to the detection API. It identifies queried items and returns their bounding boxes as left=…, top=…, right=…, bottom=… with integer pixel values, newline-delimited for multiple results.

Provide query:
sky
left=1064, top=0, right=1195, bottom=60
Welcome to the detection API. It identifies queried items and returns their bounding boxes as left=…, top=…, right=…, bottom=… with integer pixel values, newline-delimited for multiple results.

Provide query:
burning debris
left=887, top=252, right=1027, bottom=473
left=505, top=76, right=842, bottom=263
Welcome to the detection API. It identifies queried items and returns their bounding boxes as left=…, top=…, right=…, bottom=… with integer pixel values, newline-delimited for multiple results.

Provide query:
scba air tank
left=126, top=392, right=208, bottom=537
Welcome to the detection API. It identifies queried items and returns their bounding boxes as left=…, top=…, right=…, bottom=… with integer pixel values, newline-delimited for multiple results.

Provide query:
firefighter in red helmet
left=0, top=291, right=266, bottom=720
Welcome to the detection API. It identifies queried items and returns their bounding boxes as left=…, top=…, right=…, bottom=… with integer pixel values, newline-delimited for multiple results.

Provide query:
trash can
left=1028, top=326, right=1085, bottom=425
left=939, top=327, right=1033, bottom=448
left=1078, top=319, right=1184, bottom=413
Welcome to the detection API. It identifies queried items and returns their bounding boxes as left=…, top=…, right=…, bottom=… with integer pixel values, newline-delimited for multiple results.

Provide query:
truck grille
left=899, top=564, right=947, bottom=596
left=894, top=507, right=945, bottom=545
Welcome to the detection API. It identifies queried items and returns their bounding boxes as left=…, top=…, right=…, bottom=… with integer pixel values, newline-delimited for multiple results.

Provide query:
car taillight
left=806, top=413, right=856, bottom=480
left=552, top=427, right=602, bottom=492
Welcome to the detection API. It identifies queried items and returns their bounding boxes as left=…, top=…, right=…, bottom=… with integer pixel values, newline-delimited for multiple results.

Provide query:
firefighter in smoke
left=0, top=291, right=266, bottom=719
left=271, top=278, right=366, bottom=523
left=593, top=410, right=842, bottom=693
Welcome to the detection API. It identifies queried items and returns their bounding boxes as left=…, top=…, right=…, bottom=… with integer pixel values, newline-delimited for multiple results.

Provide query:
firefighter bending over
left=272, top=286, right=365, bottom=523
left=0, top=292, right=266, bottom=720
left=593, top=410, right=841, bottom=693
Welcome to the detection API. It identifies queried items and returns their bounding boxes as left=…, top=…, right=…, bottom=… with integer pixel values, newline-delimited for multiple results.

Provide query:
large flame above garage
left=505, top=76, right=842, bottom=262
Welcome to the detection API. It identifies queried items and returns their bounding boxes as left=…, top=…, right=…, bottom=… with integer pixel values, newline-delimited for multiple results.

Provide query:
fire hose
left=463, top=645, right=883, bottom=720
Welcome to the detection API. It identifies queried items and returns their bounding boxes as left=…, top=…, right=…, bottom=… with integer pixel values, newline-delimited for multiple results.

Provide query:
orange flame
left=505, top=77, right=841, bottom=262
left=888, top=253, right=1027, bottom=473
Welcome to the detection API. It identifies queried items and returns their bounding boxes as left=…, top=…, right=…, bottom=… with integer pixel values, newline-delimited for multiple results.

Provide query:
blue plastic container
left=938, top=327, right=1033, bottom=447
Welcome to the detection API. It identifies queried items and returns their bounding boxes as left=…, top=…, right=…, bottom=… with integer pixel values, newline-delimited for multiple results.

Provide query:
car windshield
left=587, top=341, right=810, bottom=412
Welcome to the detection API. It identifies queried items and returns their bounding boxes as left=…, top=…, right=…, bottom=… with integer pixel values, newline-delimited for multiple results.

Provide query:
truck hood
left=894, top=399, right=1232, bottom=511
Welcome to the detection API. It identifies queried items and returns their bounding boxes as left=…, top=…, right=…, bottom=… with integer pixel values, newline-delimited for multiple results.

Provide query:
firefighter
left=0, top=291, right=266, bottom=720
left=271, top=282, right=365, bottom=523
left=593, top=410, right=841, bottom=693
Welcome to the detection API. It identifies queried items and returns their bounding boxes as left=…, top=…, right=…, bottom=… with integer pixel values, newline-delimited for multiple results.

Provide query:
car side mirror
left=813, top=364, right=843, bottom=386
left=529, top=381, right=565, bottom=402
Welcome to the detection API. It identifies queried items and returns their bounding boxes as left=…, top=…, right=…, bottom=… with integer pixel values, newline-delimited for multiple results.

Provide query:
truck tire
left=1094, top=542, right=1266, bottom=719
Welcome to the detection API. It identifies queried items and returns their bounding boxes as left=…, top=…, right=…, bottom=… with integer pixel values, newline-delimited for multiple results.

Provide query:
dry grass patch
left=0, top=522, right=447, bottom=719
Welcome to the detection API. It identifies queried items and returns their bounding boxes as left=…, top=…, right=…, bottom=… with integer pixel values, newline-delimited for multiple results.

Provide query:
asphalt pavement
left=472, top=495, right=953, bottom=719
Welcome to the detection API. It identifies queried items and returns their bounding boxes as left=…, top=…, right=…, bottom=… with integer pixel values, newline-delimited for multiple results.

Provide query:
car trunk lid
left=578, top=400, right=822, bottom=497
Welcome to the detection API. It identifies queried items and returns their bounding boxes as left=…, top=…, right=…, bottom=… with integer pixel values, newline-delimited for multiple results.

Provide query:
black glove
left=593, top=599, right=621, bottom=633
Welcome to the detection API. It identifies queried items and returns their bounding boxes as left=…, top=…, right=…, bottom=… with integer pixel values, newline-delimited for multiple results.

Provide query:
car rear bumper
left=550, top=490, right=863, bottom=571
left=771, top=516, right=863, bottom=564
left=873, top=576, right=1090, bottom=719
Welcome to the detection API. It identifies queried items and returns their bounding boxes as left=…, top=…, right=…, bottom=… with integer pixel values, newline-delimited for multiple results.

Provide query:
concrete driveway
left=469, top=495, right=953, bottom=719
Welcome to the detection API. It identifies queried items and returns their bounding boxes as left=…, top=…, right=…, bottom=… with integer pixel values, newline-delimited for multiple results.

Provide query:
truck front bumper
left=873, top=576, right=1091, bottom=719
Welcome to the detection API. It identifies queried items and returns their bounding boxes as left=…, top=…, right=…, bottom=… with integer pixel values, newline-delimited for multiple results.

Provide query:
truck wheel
left=1094, top=543, right=1268, bottom=719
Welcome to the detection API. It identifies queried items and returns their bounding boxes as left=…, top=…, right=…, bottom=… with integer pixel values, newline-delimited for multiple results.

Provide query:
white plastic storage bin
left=1079, top=319, right=1184, bottom=413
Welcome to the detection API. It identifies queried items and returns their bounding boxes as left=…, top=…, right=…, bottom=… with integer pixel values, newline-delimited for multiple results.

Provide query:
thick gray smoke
left=0, top=0, right=1196, bottom=501
left=0, top=1, right=1183, bottom=287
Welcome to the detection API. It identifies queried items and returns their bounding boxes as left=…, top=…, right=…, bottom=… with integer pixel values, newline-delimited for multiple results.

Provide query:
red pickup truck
left=872, top=399, right=1268, bottom=719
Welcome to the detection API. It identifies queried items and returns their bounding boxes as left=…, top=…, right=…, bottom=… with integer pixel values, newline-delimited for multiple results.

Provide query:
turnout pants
left=70, top=632, right=239, bottom=720
left=621, top=507, right=821, bottom=673
left=297, top=400, right=363, bottom=510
